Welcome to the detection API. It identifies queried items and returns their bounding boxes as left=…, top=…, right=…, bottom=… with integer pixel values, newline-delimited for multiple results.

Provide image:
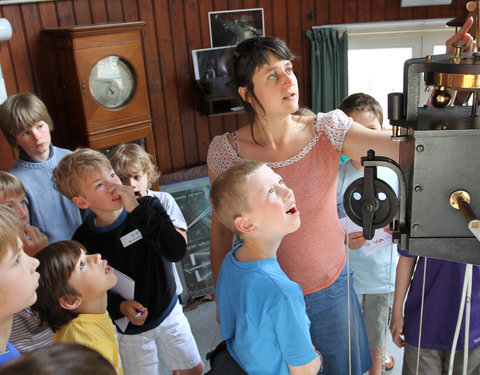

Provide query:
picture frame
left=161, top=176, right=214, bottom=297
left=208, top=8, right=264, bottom=48
left=191, top=45, right=234, bottom=81
left=0, top=0, right=54, bottom=4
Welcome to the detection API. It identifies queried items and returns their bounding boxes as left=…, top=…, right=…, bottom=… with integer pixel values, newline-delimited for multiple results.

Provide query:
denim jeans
left=304, top=264, right=373, bottom=374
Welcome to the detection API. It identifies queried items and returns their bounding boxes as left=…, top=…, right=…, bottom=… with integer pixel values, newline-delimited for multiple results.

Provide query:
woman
left=207, top=36, right=398, bottom=374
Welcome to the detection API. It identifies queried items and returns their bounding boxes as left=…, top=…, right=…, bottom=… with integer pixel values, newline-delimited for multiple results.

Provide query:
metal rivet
left=413, top=224, right=420, bottom=230
left=414, top=185, right=423, bottom=192
left=416, top=145, right=424, bottom=152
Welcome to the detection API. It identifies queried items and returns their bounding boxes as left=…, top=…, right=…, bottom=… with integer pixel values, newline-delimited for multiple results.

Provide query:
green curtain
left=306, top=28, right=348, bottom=113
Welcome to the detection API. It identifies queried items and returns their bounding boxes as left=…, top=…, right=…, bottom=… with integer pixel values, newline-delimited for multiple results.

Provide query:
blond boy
left=210, top=161, right=321, bottom=375
left=0, top=205, right=40, bottom=366
left=52, top=148, right=202, bottom=375
left=109, top=143, right=187, bottom=294
left=0, top=171, right=52, bottom=354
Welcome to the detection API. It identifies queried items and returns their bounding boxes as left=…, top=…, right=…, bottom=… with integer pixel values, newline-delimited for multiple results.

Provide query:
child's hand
left=120, top=300, right=148, bottom=326
left=383, top=225, right=392, bottom=235
left=345, top=231, right=366, bottom=249
left=390, top=310, right=405, bottom=348
left=110, top=185, right=139, bottom=213
left=22, top=224, right=48, bottom=256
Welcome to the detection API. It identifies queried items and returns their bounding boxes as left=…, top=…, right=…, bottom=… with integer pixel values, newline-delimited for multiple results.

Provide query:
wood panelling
left=0, top=0, right=469, bottom=173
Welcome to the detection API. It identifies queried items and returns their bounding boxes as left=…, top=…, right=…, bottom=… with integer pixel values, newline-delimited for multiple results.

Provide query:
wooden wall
left=0, top=0, right=468, bottom=173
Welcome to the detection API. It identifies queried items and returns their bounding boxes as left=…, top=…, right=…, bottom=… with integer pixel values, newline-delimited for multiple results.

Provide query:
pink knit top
left=207, top=110, right=352, bottom=293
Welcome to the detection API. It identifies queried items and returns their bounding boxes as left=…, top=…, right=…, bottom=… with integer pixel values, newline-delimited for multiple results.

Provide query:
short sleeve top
left=207, top=110, right=352, bottom=293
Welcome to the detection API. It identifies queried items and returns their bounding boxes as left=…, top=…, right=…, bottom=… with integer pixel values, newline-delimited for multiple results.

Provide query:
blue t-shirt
left=216, top=244, right=317, bottom=375
left=336, top=161, right=398, bottom=294
left=0, top=342, right=20, bottom=366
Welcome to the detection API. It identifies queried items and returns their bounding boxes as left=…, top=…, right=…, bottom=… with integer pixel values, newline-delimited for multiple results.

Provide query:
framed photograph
left=161, top=176, right=242, bottom=299
left=161, top=177, right=213, bottom=297
left=208, top=8, right=264, bottom=48
left=191, top=45, right=234, bottom=81
left=0, top=0, right=54, bottom=4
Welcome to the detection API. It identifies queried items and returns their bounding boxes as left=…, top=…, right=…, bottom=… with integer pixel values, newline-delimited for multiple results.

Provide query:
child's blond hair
left=109, top=143, right=160, bottom=188
left=0, top=205, right=24, bottom=262
left=0, top=171, right=25, bottom=199
left=0, top=93, right=54, bottom=148
left=52, top=148, right=112, bottom=199
left=209, top=161, right=265, bottom=235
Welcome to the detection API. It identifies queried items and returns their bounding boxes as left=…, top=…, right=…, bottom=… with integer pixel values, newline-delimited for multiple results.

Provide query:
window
left=343, top=19, right=454, bottom=125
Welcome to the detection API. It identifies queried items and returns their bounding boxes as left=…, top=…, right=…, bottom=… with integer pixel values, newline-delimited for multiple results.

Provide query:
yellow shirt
left=53, top=311, right=123, bottom=374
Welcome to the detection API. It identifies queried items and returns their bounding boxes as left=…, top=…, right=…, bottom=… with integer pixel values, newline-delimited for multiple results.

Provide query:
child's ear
left=72, top=195, right=89, bottom=209
left=59, top=295, right=82, bottom=311
left=234, top=215, right=256, bottom=234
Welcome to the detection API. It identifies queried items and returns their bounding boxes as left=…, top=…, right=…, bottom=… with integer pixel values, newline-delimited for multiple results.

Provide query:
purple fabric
left=399, top=249, right=480, bottom=350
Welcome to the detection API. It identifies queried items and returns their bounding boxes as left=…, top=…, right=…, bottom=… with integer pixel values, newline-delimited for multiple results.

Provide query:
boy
left=0, top=93, right=82, bottom=243
left=0, top=205, right=40, bottom=366
left=337, top=93, right=398, bottom=375
left=109, top=144, right=203, bottom=375
left=210, top=160, right=321, bottom=375
left=108, top=143, right=187, bottom=298
left=0, top=171, right=52, bottom=354
left=391, top=247, right=480, bottom=372
left=32, top=240, right=123, bottom=374
left=52, top=148, right=203, bottom=375
left=0, top=171, right=47, bottom=257
left=0, top=343, right=116, bottom=375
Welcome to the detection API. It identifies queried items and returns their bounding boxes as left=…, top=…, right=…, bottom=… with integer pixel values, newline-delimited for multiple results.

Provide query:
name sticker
left=120, top=229, right=143, bottom=248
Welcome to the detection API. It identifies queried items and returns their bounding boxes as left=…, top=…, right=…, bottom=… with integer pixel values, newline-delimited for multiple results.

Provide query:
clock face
left=89, top=56, right=136, bottom=109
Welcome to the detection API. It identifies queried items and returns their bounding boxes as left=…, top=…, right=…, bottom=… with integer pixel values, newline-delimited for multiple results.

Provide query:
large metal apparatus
left=343, top=3, right=480, bottom=265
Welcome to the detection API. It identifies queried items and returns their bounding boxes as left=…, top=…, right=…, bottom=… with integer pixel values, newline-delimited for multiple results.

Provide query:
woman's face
left=243, top=53, right=299, bottom=118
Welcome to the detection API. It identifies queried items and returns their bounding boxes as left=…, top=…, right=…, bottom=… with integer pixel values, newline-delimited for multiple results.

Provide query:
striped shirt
left=10, top=308, right=53, bottom=353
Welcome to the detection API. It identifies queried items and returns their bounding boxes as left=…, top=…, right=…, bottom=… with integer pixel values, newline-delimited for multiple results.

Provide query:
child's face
left=349, top=110, right=382, bottom=132
left=74, top=167, right=123, bottom=213
left=15, top=121, right=52, bottom=162
left=0, top=192, right=29, bottom=225
left=244, top=165, right=300, bottom=236
left=67, top=250, right=117, bottom=302
left=0, top=238, right=40, bottom=316
left=117, top=163, right=149, bottom=198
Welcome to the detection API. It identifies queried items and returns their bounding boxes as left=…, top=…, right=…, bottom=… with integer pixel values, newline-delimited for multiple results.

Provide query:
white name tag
left=120, top=229, right=143, bottom=248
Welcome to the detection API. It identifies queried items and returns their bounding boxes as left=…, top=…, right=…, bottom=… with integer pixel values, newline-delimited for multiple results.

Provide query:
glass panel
left=433, top=45, right=446, bottom=55
left=348, top=48, right=413, bottom=126
left=100, top=138, right=146, bottom=156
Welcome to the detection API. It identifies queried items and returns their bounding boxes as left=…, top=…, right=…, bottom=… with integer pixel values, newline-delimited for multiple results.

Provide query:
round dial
left=89, top=56, right=136, bottom=109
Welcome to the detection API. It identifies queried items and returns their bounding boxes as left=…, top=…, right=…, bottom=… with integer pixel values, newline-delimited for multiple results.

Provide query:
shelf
left=195, top=77, right=244, bottom=116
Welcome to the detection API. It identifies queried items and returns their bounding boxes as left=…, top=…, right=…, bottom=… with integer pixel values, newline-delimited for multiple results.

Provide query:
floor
left=168, top=299, right=404, bottom=375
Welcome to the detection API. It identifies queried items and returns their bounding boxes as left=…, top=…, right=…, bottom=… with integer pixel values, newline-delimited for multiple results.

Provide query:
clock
left=43, top=22, right=156, bottom=160
left=89, top=56, right=137, bottom=109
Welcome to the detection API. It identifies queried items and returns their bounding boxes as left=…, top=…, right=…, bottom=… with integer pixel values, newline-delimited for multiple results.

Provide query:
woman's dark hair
left=0, top=343, right=116, bottom=375
left=32, top=240, right=84, bottom=332
left=228, top=36, right=296, bottom=125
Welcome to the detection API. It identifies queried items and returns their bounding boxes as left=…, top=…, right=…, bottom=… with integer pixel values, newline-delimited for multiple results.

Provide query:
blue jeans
left=304, top=264, right=373, bottom=374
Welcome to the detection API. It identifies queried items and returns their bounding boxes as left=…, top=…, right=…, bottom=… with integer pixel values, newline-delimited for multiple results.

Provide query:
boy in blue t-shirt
left=0, top=206, right=40, bottom=366
left=210, top=161, right=322, bottom=375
